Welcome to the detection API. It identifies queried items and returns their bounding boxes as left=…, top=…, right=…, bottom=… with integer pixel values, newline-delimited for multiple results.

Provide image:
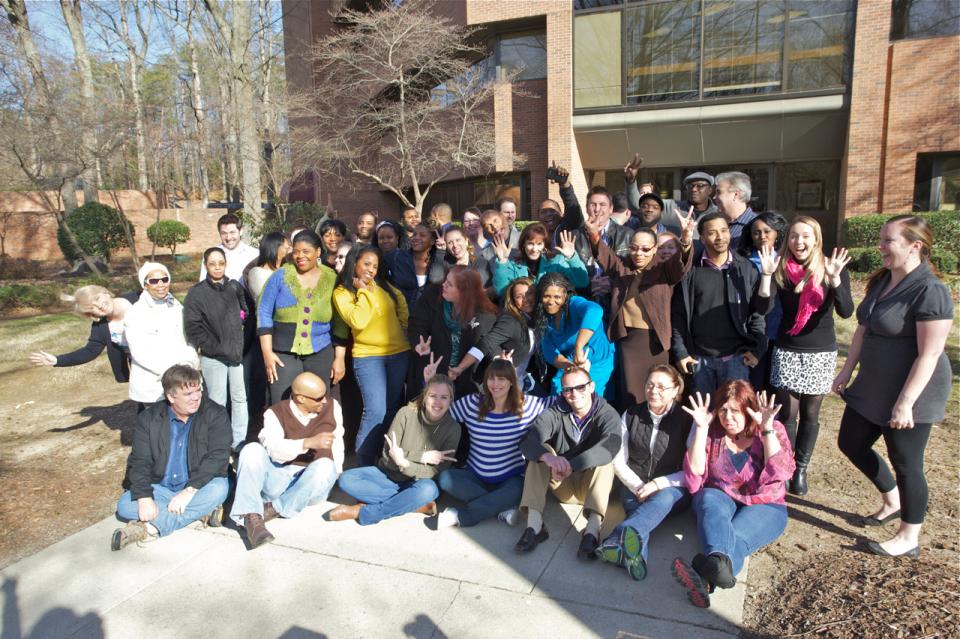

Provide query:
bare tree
left=291, top=0, right=516, bottom=212
left=59, top=0, right=101, bottom=202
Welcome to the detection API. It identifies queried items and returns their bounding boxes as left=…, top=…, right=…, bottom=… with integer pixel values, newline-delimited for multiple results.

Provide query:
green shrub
left=931, top=249, right=959, bottom=274
left=843, top=212, right=960, bottom=255
left=147, top=220, right=191, bottom=256
left=0, top=283, right=61, bottom=311
left=56, top=202, right=134, bottom=263
left=847, top=247, right=883, bottom=273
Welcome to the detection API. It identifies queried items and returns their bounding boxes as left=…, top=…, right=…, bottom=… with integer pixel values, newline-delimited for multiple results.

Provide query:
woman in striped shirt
left=428, top=357, right=554, bottom=528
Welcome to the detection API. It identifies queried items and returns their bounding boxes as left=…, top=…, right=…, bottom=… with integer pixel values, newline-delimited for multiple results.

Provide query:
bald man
left=230, top=372, right=345, bottom=549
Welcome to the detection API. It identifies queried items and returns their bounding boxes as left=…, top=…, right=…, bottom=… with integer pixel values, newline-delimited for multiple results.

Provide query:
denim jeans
left=692, top=487, right=787, bottom=576
left=201, top=355, right=248, bottom=450
left=228, top=443, right=337, bottom=524
left=116, top=477, right=229, bottom=537
left=607, top=485, right=690, bottom=562
left=691, top=354, right=750, bottom=397
left=352, top=352, right=408, bottom=465
left=438, top=467, right=524, bottom=527
left=337, top=466, right=438, bottom=526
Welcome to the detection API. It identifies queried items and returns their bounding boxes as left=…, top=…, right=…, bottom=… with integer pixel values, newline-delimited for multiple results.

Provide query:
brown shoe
left=111, top=521, right=151, bottom=551
left=415, top=501, right=437, bottom=516
left=243, top=513, right=275, bottom=549
left=263, top=502, right=280, bottom=522
left=327, top=503, right=363, bottom=522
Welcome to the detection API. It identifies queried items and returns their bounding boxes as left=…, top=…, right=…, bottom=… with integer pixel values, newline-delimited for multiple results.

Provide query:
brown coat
left=594, top=239, right=692, bottom=350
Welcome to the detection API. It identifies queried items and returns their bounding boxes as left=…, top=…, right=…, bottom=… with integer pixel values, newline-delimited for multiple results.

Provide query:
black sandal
left=671, top=557, right=711, bottom=608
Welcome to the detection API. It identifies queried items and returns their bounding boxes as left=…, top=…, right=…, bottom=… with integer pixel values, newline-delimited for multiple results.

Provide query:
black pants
left=268, top=347, right=338, bottom=405
left=837, top=406, right=932, bottom=525
left=775, top=389, right=825, bottom=467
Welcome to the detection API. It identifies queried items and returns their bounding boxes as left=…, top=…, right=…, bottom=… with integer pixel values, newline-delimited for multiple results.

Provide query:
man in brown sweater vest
left=230, top=372, right=344, bottom=549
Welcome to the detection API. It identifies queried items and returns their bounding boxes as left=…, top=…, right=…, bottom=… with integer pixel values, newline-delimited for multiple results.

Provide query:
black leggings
left=837, top=406, right=932, bottom=525
left=268, top=347, right=338, bottom=404
left=775, top=389, right=825, bottom=466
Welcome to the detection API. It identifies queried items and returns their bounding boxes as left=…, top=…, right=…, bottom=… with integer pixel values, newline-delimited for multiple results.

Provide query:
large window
left=498, top=32, right=547, bottom=81
left=891, top=0, right=960, bottom=40
left=575, top=0, right=854, bottom=109
left=914, top=154, right=960, bottom=212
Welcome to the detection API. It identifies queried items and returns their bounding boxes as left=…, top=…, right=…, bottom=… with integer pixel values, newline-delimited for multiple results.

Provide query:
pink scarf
left=784, top=256, right=824, bottom=336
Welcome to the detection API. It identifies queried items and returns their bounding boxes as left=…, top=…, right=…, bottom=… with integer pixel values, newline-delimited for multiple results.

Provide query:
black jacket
left=621, top=403, right=691, bottom=483
left=126, top=398, right=231, bottom=499
left=183, top=277, right=249, bottom=365
left=406, top=284, right=498, bottom=399
left=477, top=311, right=553, bottom=389
left=54, top=291, right=139, bottom=382
left=519, top=394, right=621, bottom=472
left=670, top=251, right=773, bottom=360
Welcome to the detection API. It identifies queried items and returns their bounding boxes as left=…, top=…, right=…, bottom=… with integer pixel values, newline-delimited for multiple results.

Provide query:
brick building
left=282, top=0, right=960, bottom=246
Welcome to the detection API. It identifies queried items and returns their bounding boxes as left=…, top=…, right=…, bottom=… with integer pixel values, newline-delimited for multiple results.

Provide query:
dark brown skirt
left=616, top=327, right=668, bottom=412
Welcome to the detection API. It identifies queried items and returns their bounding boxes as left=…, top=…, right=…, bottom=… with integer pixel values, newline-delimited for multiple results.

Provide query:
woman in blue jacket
left=533, top=272, right=614, bottom=396
left=491, top=223, right=588, bottom=297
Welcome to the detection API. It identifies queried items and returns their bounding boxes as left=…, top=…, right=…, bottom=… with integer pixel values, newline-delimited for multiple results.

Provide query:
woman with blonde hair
left=759, top=215, right=853, bottom=495
left=29, top=285, right=138, bottom=382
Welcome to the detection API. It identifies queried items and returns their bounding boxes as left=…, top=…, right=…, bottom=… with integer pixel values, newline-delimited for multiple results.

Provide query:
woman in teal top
left=258, top=230, right=347, bottom=403
left=491, top=223, right=588, bottom=297
left=533, top=272, right=615, bottom=397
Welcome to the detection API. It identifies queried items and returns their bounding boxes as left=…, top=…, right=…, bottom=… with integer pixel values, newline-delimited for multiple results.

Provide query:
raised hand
left=385, top=432, right=407, bottom=468
left=414, top=334, right=432, bottom=357
left=623, top=153, right=643, bottom=183
left=492, top=234, right=511, bottom=263
left=558, top=230, right=577, bottom=259
left=758, top=244, right=780, bottom=276
left=434, top=230, right=446, bottom=251
left=824, top=247, right=850, bottom=282
left=421, top=449, right=458, bottom=465
left=682, top=392, right=713, bottom=430
left=549, top=160, right=570, bottom=187
left=746, top=391, right=781, bottom=430
left=677, top=205, right=696, bottom=244
left=422, top=352, right=443, bottom=382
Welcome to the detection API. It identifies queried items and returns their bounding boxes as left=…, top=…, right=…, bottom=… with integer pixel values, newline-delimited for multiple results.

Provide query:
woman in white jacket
left=124, top=262, right=198, bottom=409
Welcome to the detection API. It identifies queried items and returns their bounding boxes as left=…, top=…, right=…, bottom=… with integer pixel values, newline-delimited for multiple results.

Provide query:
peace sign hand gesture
left=496, top=349, right=515, bottom=363
left=414, top=335, right=433, bottom=357
left=677, top=205, right=696, bottom=245
left=746, top=391, right=781, bottom=431
left=682, top=392, right=713, bottom=430
left=758, top=244, right=780, bottom=276
left=623, top=153, right=643, bottom=183
left=421, top=449, right=458, bottom=465
left=558, top=230, right=577, bottom=259
left=385, top=431, right=408, bottom=469
left=434, top=230, right=446, bottom=251
left=824, top=247, right=850, bottom=285
left=422, top=352, right=444, bottom=382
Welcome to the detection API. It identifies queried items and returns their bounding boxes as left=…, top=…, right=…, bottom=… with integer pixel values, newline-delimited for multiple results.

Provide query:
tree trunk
left=187, top=26, right=210, bottom=205
left=59, top=0, right=100, bottom=206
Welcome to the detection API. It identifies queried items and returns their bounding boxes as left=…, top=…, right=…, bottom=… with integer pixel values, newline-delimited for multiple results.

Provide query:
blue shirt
left=161, top=407, right=193, bottom=492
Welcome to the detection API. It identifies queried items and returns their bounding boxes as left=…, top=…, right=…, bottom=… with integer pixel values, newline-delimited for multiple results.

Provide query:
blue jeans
left=692, top=487, right=787, bottom=576
left=438, top=468, right=524, bottom=527
left=337, top=466, right=438, bottom=526
left=691, top=354, right=750, bottom=397
left=352, top=352, right=409, bottom=465
left=229, top=443, right=337, bottom=524
left=201, top=356, right=248, bottom=450
left=607, top=485, right=689, bottom=562
left=116, top=477, right=229, bottom=537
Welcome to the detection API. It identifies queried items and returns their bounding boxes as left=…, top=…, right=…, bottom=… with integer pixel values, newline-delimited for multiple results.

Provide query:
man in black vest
left=231, top=371, right=345, bottom=549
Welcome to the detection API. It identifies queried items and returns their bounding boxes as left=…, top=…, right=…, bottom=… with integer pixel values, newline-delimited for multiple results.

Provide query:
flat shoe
left=577, top=533, right=599, bottom=560
left=859, top=510, right=901, bottom=527
left=326, top=503, right=364, bottom=522
left=865, top=540, right=920, bottom=558
left=514, top=526, right=549, bottom=553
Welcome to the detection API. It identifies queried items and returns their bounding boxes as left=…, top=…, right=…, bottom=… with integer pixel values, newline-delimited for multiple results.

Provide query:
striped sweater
left=450, top=394, right=555, bottom=484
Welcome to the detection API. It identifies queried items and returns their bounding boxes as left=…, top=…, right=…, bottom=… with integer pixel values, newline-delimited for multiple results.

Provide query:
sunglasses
left=561, top=382, right=591, bottom=396
left=146, top=276, right=170, bottom=285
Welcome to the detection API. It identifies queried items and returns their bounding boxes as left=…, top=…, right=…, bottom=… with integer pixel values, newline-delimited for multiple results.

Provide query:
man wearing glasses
left=230, top=371, right=344, bottom=549
left=514, top=367, right=621, bottom=559
left=625, top=164, right=719, bottom=239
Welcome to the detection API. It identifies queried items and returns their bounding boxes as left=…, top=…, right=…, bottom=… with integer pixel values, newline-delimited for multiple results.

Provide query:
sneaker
left=622, top=527, right=647, bottom=581
left=111, top=521, right=150, bottom=551
left=437, top=508, right=460, bottom=529
left=498, top=508, right=519, bottom=527
left=597, top=529, right=626, bottom=566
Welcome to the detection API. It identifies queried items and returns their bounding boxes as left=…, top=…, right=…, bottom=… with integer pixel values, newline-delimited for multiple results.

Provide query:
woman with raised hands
left=672, top=379, right=794, bottom=608
left=759, top=216, right=853, bottom=495
left=490, top=223, right=588, bottom=297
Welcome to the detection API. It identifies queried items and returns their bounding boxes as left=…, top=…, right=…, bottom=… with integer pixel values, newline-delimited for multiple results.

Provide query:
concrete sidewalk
left=0, top=495, right=747, bottom=638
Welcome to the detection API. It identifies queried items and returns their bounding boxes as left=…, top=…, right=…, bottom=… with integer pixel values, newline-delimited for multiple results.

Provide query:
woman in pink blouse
left=671, top=379, right=794, bottom=608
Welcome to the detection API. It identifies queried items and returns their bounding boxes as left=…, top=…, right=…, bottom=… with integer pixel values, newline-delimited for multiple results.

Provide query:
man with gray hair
left=713, top=171, right=757, bottom=252
left=111, top=364, right=231, bottom=550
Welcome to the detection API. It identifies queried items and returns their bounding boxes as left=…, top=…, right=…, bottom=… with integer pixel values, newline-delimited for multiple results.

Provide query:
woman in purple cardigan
left=671, top=379, right=794, bottom=608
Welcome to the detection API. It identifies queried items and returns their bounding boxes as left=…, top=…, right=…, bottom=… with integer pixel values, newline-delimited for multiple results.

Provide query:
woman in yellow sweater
left=333, top=245, right=411, bottom=465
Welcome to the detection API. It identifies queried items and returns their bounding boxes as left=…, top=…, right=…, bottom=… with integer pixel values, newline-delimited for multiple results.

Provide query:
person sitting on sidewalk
left=327, top=375, right=460, bottom=525
left=514, top=366, right=621, bottom=559
left=112, top=365, right=230, bottom=551
left=231, top=372, right=345, bottom=549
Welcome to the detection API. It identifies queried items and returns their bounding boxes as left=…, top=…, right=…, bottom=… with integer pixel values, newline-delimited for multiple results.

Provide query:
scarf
left=139, top=290, right=177, bottom=308
left=784, top=256, right=825, bottom=336
left=441, top=300, right=462, bottom=366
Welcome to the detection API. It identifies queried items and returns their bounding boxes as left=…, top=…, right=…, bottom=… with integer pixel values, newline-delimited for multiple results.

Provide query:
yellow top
left=332, top=283, right=410, bottom=358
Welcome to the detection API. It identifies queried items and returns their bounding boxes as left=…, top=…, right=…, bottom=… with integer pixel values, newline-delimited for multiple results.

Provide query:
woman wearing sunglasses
left=124, top=262, right=199, bottom=410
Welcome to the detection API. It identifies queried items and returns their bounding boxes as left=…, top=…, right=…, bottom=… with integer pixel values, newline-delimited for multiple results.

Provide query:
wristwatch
left=761, top=429, right=776, bottom=437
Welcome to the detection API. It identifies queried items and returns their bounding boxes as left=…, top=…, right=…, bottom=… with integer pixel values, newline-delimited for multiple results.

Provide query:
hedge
left=843, top=211, right=960, bottom=256
left=847, top=247, right=958, bottom=274
left=0, top=283, right=61, bottom=311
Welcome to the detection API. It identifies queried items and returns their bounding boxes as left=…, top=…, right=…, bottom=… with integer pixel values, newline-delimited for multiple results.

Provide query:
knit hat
left=138, top=262, right=171, bottom=288
left=683, top=171, right=715, bottom=187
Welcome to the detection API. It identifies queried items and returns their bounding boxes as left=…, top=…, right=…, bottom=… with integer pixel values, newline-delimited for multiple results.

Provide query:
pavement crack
left=430, top=580, right=461, bottom=638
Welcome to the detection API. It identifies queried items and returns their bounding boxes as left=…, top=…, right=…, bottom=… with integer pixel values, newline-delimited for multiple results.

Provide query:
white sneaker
left=498, top=508, right=519, bottom=527
left=437, top=508, right=460, bottom=529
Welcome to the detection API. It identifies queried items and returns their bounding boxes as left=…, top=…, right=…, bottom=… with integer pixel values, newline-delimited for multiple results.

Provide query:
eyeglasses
left=298, top=393, right=326, bottom=403
left=645, top=383, right=676, bottom=393
left=539, top=208, right=560, bottom=215
left=561, top=382, right=592, bottom=396
left=687, top=183, right=711, bottom=191
left=146, top=277, right=170, bottom=285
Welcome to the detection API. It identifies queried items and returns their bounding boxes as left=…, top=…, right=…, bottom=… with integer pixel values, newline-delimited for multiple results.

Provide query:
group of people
left=32, top=157, right=953, bottom=608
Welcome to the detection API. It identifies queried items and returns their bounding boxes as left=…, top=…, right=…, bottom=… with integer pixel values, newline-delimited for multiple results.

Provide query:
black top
left=843, top=262, right=953, bottom=425
left=54, top=291, right=140, bottom=383
left=183, top=277, right=249, bottom=365
left=622, top=403, right=691, bottom=483
left=689, top=266, right=745, bottom=357
left=774, top=269, right=854, bottom=352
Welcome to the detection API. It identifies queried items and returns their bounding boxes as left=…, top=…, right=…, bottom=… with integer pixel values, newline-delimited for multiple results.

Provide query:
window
left=574, top=12, right=622, bottom=107
left=914, top=154, right=960, bottom=211
left=499, top=33, right=547, bottom=81
left=624, top=0, right=701, bottom=104
left=891, top=0, right=960, bottom=40
left=786, top=1, right=854, bottom=91
left=702, top=0, right=785, bottom=97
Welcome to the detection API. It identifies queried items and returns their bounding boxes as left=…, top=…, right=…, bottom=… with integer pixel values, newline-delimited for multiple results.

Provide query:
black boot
left=790, top=464, right=808, bottom=496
